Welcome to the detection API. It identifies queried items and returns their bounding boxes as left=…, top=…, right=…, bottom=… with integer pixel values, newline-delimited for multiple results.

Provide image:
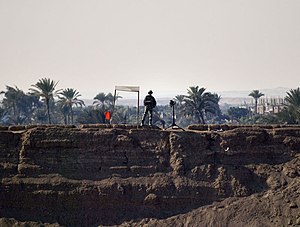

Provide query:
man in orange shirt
left=104, top=111, right=111, bottom=124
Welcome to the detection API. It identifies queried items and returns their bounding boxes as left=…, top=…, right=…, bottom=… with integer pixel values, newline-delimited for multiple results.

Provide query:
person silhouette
left=141, top=90, right=156, bottom=126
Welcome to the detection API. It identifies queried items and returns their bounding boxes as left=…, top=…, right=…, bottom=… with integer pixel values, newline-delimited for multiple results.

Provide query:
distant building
left=255, top=98, right=285, bottom=115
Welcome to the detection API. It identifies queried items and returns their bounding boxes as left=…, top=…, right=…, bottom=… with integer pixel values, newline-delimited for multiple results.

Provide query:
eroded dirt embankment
left=0, top=124, right=300, bottom=227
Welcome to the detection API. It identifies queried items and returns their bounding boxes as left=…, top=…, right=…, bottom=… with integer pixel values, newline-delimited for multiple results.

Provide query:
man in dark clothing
left=141, top=90, right=156, bottom=126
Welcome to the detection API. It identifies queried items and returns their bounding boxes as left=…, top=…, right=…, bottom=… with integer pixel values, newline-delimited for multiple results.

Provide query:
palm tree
left=207, top=93, right=222, bottom=122
left=175, top=95, right=185, bottom=105
left=29, top=78, right=59, bottom=124
left=105, top=92, right=115, bottom=107
left=284, top=88, right=300, bottom=123
left=93, top=92, right=106, bottom=108
left=1, top=86, right=41, bottom=125
left=1, top=86, right=32, bottom=124
left=93, top=92, right=121, bottom=109
left=249, top=90, right=264, bottom=114
left=183, top=86, right=220, bottom=124
left=58, top=88, right=85, bottom=124
left=18, top=94, right=41, bottom=124
left=1, top=86, right=23, bottom=118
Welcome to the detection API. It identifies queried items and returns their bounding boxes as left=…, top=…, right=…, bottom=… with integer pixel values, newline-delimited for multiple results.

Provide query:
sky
left=0, top=0, right=300, bottom=99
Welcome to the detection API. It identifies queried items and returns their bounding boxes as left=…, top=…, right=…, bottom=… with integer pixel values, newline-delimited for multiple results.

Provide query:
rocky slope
left=0, top=124, right=300, bottom=227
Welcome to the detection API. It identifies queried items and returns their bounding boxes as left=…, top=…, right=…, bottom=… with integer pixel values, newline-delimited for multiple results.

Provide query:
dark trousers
left=141, top=107, right=153, bottom=125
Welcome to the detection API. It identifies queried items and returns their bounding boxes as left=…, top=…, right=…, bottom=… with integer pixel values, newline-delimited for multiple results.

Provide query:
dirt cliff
left=0, top=124, right=300, bottom=227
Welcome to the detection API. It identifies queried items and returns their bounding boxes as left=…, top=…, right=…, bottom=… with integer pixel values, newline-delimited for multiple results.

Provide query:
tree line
left=1, top=78, right=300, bottom=126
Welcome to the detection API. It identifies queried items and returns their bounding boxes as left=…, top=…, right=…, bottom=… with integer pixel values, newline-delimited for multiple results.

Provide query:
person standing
left=141, top=90, right=156, bottom=126
left=104, top=111, right=111, bottom=124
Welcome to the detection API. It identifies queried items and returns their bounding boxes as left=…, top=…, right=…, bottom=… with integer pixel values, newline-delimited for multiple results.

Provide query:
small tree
left=30, top=78, right=60, bottom=124
left=249, top=90, right=264, bottom=114
left=58, top=88, right=85, bottom=124
left=283, top=88, right=300, bottom=123
left=93, top=92, right=121, bottom=110
left=77, top=106, right=105, bottom=124
left=1, top=86, right=23, bottom=119
left=1, top=86, right=40, bottom=125
left=183, top=86, right=220, bottom=124
left=227, top=107, right=250, bottom=123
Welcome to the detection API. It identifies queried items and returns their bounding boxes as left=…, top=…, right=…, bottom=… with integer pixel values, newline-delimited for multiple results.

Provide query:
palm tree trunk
left=199, top=111, right=205, bottom=124
left=255, top=99, right=258, bottom=115
left=12, top=102, right=17, bottom=124
left=196, top=110, right=204, bottom=124
left=70, top=104, right=74, bottom=124
left=13, top=102, right=16, bottom=117
left=46, top=98, right=51, bottom=124
left=63, top=114, right=67, bottom=125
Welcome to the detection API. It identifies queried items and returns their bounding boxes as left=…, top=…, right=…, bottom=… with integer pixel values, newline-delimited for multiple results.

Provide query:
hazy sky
left=1, top=0, right=300, bottom=98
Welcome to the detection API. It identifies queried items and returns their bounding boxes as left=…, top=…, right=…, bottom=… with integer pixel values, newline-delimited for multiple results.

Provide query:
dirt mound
left=0, top=125, right=300, bottom=226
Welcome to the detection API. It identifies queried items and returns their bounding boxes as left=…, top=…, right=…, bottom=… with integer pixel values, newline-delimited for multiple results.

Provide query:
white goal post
left=112, top=86, right=140, bottom=124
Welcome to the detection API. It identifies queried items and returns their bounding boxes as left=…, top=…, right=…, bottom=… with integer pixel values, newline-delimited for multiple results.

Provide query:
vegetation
left=180, top=86, right=220, bottom=124
left=77, top=106, right=105, bottom=124
left=1, top=78, right=300, bottom=126
left=271, top=88, right=300, bottom=124
left=249, top=90, right=264, bottom=114
left=93, top=92, right=119, bottom=110
left=227, top=107, right=250, bottom=123
left=29, top=78, right=60, bottom=124
left=1, top=85, right=40, bottom=125
left=58, top=88, right=85, bottom=124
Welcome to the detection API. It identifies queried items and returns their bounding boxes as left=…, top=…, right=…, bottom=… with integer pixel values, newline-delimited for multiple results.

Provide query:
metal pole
left=137, top=91, right=140, bottom=125
left=112, top=89, right=117, bottom=124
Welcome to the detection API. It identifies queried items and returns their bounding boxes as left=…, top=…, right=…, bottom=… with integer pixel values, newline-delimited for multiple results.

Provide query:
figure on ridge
left=141, top=90, right=156, bottom=126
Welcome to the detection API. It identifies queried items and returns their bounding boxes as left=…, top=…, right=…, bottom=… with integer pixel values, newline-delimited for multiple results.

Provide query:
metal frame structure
left=112, top=86, right=140, bottom=124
